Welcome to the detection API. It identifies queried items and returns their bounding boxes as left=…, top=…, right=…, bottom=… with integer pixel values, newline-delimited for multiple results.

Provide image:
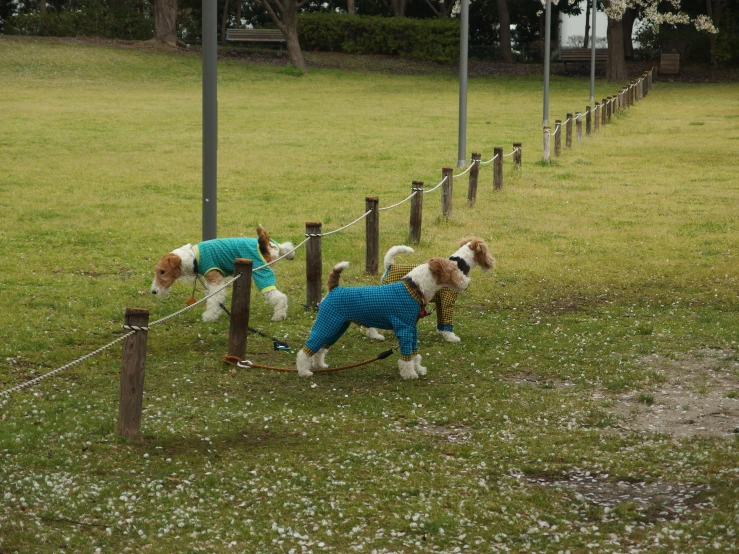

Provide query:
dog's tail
left=327, top=261, right=350, bottom=291
left=383, top=245, right=414, bottom=270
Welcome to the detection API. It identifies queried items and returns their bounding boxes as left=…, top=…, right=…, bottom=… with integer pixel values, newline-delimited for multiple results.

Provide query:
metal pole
left=543, top=0, right=552, bottom=126
left=457, top=0, right=469, bottom=168
left=202, top=0, right=218, bottom=241
left=589, top=0, right=597, bottom=103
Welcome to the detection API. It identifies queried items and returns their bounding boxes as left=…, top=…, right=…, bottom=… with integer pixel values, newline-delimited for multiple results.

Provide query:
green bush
left=297, top=13, right=460, bottom=63
left=6, top=3, right=153, bottom=41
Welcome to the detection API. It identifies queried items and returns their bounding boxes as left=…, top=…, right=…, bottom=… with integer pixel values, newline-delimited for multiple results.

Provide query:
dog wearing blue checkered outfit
left=151, top=225, right=295, bottom=322
left=363, top=237, right=495, bottom=343
left=297, top=258, right=470, bottom=379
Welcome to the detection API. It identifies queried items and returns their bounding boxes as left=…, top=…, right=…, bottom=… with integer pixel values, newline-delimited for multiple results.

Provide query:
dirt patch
left=514, top=468, right=712, bottom=521
left=597, top=349, right=739, bottom=439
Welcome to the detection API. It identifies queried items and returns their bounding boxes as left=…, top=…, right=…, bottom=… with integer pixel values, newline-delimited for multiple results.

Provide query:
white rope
left=307, top=209, right=372, bottom=238
left=423, top=175, right=448, bottom=194
left=503, top=146, right=520, bottom=157
left=378, top=190, right=418, bottom=211
left=454, top=162, right=474, bottom=178
left=479, top=152, right=499, bottom=165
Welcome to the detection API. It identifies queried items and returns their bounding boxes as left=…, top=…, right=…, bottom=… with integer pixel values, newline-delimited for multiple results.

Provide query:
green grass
left=1, top=36, right=738, bottom=553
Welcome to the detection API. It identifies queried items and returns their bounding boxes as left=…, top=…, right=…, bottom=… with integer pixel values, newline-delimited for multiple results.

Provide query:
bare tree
left=153, top=0, right=179, bottom=47
left=423, top=0, right=452, bottom=18
left=260, top=0, right=308, bottom=72
left=496, top=0, right=513, bottom=62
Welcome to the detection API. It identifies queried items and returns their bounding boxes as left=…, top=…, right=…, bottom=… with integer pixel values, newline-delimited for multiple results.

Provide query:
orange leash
left=222, top=347, right=396, bottom=373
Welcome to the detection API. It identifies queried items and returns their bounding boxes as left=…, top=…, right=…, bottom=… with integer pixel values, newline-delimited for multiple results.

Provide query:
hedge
left=297, top=13, right=460, bottom=64
left=6, top=7, right=153, bottom=41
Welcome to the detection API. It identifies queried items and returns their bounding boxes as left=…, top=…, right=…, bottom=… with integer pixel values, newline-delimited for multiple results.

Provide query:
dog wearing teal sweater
left=151, top=225, right=295, bottom=322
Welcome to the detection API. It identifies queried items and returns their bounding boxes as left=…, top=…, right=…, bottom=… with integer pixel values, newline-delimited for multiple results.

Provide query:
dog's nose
left=152, top=290, right=157, bottom=295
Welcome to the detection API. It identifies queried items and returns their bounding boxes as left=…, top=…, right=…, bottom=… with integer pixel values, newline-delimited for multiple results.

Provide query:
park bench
left=560, top=48, right=608, bottom=69
left=226, top=28, right=285, bottom=46
left=659, top=52, right=680, bottom=76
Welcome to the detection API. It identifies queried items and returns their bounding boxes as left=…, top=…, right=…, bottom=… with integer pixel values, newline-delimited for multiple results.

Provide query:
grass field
left=1, top=36, right=738, bottom=553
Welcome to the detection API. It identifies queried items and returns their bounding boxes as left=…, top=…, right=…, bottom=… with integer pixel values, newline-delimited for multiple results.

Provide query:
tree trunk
left=39, top=0, right=47, bottom=14
left=347, top=0, right=355, bottom=15
left=606, top=17, right=627, bottom=81
left=496, top=0, right=513, bottom=62
left=221, top=0, right=229, bottom=45
left=236, top=0, right=242, bottom=26
left=154, top=0, right=179, bottom=47
left=389, top=0, right=408, bottom=16
left=622, top=8, right=636, bottom=59
left=261, top=0, right=307, bottom=73
left=705, top=0, right=724, bottom=65
left=583, top=0, right=590, bottom=48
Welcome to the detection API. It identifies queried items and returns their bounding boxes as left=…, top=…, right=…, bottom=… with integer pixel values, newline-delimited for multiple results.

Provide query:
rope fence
left=1, top=68, right=660, bottom=441
left=543, top=68, right=654, bottom=162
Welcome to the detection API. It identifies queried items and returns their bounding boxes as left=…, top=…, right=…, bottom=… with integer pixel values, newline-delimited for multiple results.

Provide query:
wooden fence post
left=365, top=196, right=379, bottom=275
left=543, top=127, right=551, bottom=162
left=594, top=102, right=600, bottom=133
left=441, top=167, right=453, bottom=219
left=554, top=121, right=561, bottom=157
left=228, top=258, right=253, bottom=361
left=565, top=114, right=573, bottom=148
left=409, top=181, right=423, bottom=245
left=607, top=97, right=613, bottom=122
left=493, top=146, right=503, bottom=190
left=305, top=222, right=322, bottom=309
left=585, top=107, right=592, bottom=136
left=513, top=142, right=522, bottom=169
left=600, top=99, right=606, bottom=125
left=576, top=113, right=582, bottom=143
left=118, top=308, right=149, bottom=441
left=467, top=153, right=481, bottom=207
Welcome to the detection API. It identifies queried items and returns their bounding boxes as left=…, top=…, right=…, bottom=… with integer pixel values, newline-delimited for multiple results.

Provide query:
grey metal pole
left=543, top=0, right=551, bottom=126
left=202, top=0, right=218, bottom=241
left=589, top=0, right=597, bottom=103
left=457, top=0, right=469, bottom=168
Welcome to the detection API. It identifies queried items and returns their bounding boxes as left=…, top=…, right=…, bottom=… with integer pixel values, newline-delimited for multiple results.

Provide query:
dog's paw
left=365, top=327, right=385, bottom=341
left=313, top=348, right=329, bottom=369
left=413, top=356, right=428, bottom=376
left=271, top=312, right=287, bottom=322
left=398, top=359, right=419, bottom=380
left=297, top=368, right=314, bottom=378
left=202, top=311, right=220, bottom=322
left=438, top=330, right=461, bottom=343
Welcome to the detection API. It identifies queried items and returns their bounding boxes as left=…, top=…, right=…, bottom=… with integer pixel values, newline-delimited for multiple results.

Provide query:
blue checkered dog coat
left=303, top=281, right=424, bottom=361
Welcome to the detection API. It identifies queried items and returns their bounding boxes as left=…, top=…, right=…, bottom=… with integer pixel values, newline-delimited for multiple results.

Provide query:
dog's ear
left=166, top=253, right=181, bottom=269
left=427, top=258, right=451, bottom=283
left=472, top=240, right=495, bottom=272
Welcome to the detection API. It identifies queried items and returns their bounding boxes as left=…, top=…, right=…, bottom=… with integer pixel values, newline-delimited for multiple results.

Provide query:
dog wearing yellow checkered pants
left=296, top=258, right=470, bottom=379
left=362, top=237, right=495, bottom=343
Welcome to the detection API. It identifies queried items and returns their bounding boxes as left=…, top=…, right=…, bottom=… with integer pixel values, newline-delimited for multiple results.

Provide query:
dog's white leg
left=363, top=327, right=385, bottom=341
left=296, top=349, right=314, bottom=378
left=412, top=353, right=427, bottom=376
left=398, top=358, right=419, bottom=380
left=312, top=347, right=329, bottom=369
left=438, top=329, right=461, bottom=343
left=264, top=289, right=288, bottom=321
left=202, top=273, right=226, bottom=322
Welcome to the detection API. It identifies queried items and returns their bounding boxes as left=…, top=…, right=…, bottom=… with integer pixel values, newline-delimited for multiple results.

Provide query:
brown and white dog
left=296, top=258, right=470, bottom=380
left=363, top=237, right=495, bottom=343
left=151, top=225, right=295, bottom=322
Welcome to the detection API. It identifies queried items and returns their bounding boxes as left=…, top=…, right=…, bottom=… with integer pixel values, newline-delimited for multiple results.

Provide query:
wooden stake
left=409, top=181, right=423, bottom=245
left=365, top=196, right=379, bottom=275
left=228, top=258, right=253, bottom=361
left=441, top=167, right=453, bottom=219
left=513, top=142, right=523, bottom=169
left=576, top=113, right=582, bottom=143
left=118, top=308, right=149, bottom=442
left=543, top=127, right=551, bottom=162
left=594, top=102, right=600, bottom=132
left=585, top=107, right=592, bottom=136
left=305, top=222, right=322, bottom=309
left=565, top=114, right=573, bottom=148
left=554, top=121, right=561, bottom=157
left=467, top=153, right=481, bottom=207
left=493, top=147, right=503, bottom=190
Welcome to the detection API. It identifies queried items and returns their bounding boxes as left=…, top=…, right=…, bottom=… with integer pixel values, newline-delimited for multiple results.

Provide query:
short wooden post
left=553, top=121, right=561, bottom=157
left=543, top=127, right=551, bottom=162
left=513, top=142, right=522, bottom=169
left=409, top=181, right=423, bottom=245
left=594, top=102, right=600, bottom=132
left=601, top=99, right=607, bottom=125
left=585, top=107, right=592, bottom=136
left=493, top=146, right=503, bottom=190
left=565, top=114, right=573, bottom=148
left=118, top=308, right=149, bottom=442
left=575, top=112, right=582, bottom=142
left=441, top=167, right=453, bottom=219
left=305, top=222, right=322, bottom=309
left=365, top=196, right=379, bottom=275
left=228, top=258, right=253, bottom=361
left=607, top=97, right=612, bottom=122
left=630, top=82, right=635, bottom=105
left=467, top=153, right=481, bottom=207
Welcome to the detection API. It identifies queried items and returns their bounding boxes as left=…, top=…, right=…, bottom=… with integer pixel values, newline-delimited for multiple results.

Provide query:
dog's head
left=151, top=243, right=195, bottom=298
left=427, top=258, right=471, bottom=292
left=451, top=237, right=495, bottom=274
left=257, top=224, right=295, bottom=265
